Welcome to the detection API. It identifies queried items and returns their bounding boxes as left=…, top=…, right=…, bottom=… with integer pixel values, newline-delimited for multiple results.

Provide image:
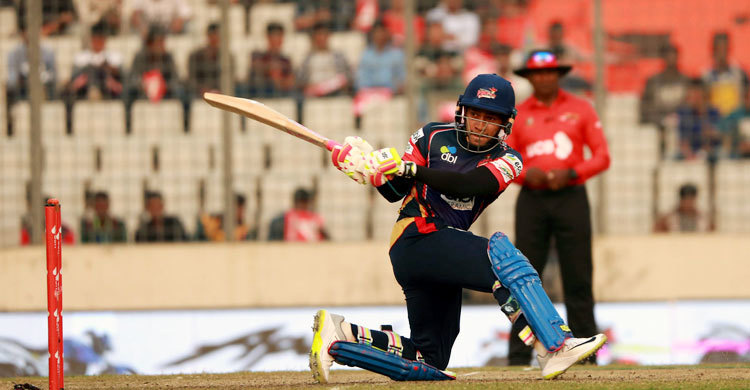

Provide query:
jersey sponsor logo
left=440, top=194, right=474, bottom=211
left=440, top=145, right=458, bottom=164
left=559, top=112, right=580, bottom=123
left=405, top=144, right=414, bottom=155
left=501, top=154, right=523, bottom=176
left=477, top=87, right=497, bottom=99
left=525, top=131, right=573, bottom=160
left=410, top=128, right=424, bottom=143
left=490, top=160, right=514, bottom=183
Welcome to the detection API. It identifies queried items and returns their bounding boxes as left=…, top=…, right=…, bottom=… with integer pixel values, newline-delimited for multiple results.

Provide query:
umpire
left=506, top=50, right=610, bottom=365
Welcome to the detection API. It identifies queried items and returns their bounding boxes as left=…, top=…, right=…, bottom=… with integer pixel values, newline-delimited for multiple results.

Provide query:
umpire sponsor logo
left=441, top=194, right=474, bottom=210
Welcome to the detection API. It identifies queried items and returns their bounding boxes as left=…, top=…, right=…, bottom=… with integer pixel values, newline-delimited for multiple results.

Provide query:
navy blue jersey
left=394, top=122, right=523, bottom=231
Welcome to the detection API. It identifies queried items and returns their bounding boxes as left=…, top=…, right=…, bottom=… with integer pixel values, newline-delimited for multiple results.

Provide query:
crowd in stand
left=4, top=0, right=750, bottom=245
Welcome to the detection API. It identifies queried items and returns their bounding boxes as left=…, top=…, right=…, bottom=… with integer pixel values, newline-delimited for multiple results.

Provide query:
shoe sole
left=543, top=335, right=607, bottom=380
left=309, top=309, right=328, bottom=384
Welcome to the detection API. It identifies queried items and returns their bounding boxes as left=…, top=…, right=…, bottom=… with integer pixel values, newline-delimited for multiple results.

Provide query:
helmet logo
left=477, top=87, right=497, bottom=99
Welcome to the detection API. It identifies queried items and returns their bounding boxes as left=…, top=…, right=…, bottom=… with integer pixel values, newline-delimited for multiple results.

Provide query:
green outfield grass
left=3, top=364, right=750, bottom=390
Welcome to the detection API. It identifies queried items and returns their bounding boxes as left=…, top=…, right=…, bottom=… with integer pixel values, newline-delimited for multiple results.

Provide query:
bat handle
left=325, top=140, right=341, bottom=151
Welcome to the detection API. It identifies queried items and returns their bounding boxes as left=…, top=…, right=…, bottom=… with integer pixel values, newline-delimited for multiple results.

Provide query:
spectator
left=381, top=0, right=425, bottom=47
left=187, top=22, right=234, bottom=99
left=80, top=191, right=127, bottom=243
left=719, top=84, right=750, bottom=158
left=297, top=22, right=353, bottom=97
left=195, top=194, right=255, bottom=241
left=16, top=0, right=76, bottom=36
left=130, top=0, right=192, bottom=35
left=494, top=0, right=534, bottom=50
left=6, top=20, right=57, bottom=106
left=64, top=21, right=124, bottom=102
left=426, top=0, right=479, bottom=53
left=74, top=0, right=121, bottom=35
left=702, top=32, right=749, bottom=118
left=294, top=0, right=354, bottom=32
left=415, top=21, right=460, bottom=90
left=676, top=78, right=721, bottom=161
left=268, top=188, right=329, bottom=242
left=20, top=196, right=75, bottom=245
left=356, top=22, right=405, bottom=93
left=135, top=191, right=188, bottom=242
left=126, top=25, right=182, bottom=104
left=654, top=184, right=713, bottom=233
left=496, top=44, right=531, bottom=103
left=244, top=22, right=295, bottom=98
left=547, top=20, right=586, bottom=65
left=640, top=45, right=690, bottom=129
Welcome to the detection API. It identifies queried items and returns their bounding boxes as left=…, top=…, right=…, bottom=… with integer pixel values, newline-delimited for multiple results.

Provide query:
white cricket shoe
left=309, top=309, right=347, bottom=384
left=537, top=334, right=607, bottom=379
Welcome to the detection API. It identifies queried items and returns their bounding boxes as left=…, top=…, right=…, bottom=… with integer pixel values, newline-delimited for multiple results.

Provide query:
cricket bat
left=203, top=92, right=340, bottom=151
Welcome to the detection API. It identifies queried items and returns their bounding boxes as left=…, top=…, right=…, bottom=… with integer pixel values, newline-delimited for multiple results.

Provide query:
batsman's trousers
left=508, top=184, right=598, bottom=365
left=389, top=220, right=524, bottom=370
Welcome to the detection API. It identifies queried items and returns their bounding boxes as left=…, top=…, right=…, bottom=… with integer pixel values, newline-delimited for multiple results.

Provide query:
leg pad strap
left=329, top=341, right=455, bottom=381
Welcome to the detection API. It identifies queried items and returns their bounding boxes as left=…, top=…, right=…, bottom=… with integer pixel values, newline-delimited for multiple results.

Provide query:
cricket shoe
left=537, top=333, right=607, bottom=379
left=310, top=309, right=347, bottom=384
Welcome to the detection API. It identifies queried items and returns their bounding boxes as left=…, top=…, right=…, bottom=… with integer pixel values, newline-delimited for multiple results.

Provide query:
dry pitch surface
left=3, top=364, right=750, bottom=389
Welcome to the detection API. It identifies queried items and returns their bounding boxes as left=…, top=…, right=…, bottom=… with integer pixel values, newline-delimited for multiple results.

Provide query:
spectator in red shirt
left=506, top=50, right=610, bottom=367
left=268, top=188, right=329, bottom=242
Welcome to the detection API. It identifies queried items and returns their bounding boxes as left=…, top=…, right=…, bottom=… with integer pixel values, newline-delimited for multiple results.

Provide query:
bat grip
left=325, top=140, right=341, bottom=151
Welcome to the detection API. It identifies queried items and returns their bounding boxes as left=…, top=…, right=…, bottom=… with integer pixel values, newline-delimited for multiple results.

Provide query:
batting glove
left=331, top=136, right=373, bottom=185
left=364, top=147, right=416, bottom=187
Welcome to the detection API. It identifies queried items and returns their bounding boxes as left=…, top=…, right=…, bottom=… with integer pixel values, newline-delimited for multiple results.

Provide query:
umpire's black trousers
left=508, top=184, right=598, bottom=365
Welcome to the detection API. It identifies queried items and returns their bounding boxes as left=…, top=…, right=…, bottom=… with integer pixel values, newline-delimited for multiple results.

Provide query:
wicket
left=45, top=199, right=64, bottom=390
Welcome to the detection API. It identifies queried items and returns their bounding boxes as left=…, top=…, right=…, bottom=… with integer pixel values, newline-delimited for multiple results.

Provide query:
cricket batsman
left=309, top=74, right=607, bottom=383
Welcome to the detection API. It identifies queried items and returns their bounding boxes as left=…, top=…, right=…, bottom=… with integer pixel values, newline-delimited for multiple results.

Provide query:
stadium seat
left=73, top=101, right=127, bottom=144
left=602, top=165, right=653, bottom=234
left=256, top=173, right=314, bottom=240
left=605, top=93, right=639, bottom=127
left=361, top=96, right=411, bottom=150
left=480, top=183, right=521, bottom=242
left=302, top=96, right=355, bottom=146
left=166, top=35, right=201, bottom=80
left=189, top=98, right=242, bottom=142
left=248, top=2, right=296, bottom=41
left=97, top=135, right=151, bottom=178
left=330, top=31, right=366, bottom=68
left=43, top=35, right=81, bottom=90
left=10, top=101, right=67, bottom=139
left=371, top=194, right=401, bottom=242
left=131, top=100, right=185, bottom=146
left=106, top=34, right=141, bottom=72
left=0, top=7, right=16, bottom=37
left=316, top=170, right=370, bottom=241
left=655, top=160, right=710, bottom=217
left=0, top=139, right=28, bottom=247
left=715, top=161, right=750, bottom=233
left=230, top=38, right=253, bottom=81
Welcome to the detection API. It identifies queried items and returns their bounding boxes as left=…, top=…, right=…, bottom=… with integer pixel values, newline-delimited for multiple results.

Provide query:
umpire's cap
left=457, top=74, right=516, bottom=118
left=513, top=50, right=572, bottom=78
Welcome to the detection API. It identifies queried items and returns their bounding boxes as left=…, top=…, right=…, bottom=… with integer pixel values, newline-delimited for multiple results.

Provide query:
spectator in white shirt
left=425, top=0, right=479, bottom=53
left=130, top=0, right=192, bottom=35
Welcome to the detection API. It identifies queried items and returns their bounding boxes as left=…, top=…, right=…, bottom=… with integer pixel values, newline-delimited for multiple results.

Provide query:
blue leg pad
left=329, top=341, right=456, bottom=381
left=488, top=232, right=573, bottom=351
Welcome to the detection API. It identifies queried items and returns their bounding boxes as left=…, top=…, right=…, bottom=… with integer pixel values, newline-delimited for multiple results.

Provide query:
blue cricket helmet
left=454, top=74, right=517, bottom=152
left=456, top=73, right=516, bottom=120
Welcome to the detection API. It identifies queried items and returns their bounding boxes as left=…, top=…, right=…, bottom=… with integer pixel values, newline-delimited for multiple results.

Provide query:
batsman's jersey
left=395, top=122, right=523, bottom=233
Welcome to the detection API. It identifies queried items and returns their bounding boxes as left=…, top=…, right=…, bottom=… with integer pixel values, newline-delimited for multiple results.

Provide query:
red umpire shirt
left=507, top=89, right=610, bottom=188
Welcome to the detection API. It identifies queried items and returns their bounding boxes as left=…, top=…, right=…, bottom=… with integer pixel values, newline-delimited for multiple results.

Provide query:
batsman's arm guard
left=488, top=232, right=573, bottom=351
left=329, top=341, right=456, bottom=381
